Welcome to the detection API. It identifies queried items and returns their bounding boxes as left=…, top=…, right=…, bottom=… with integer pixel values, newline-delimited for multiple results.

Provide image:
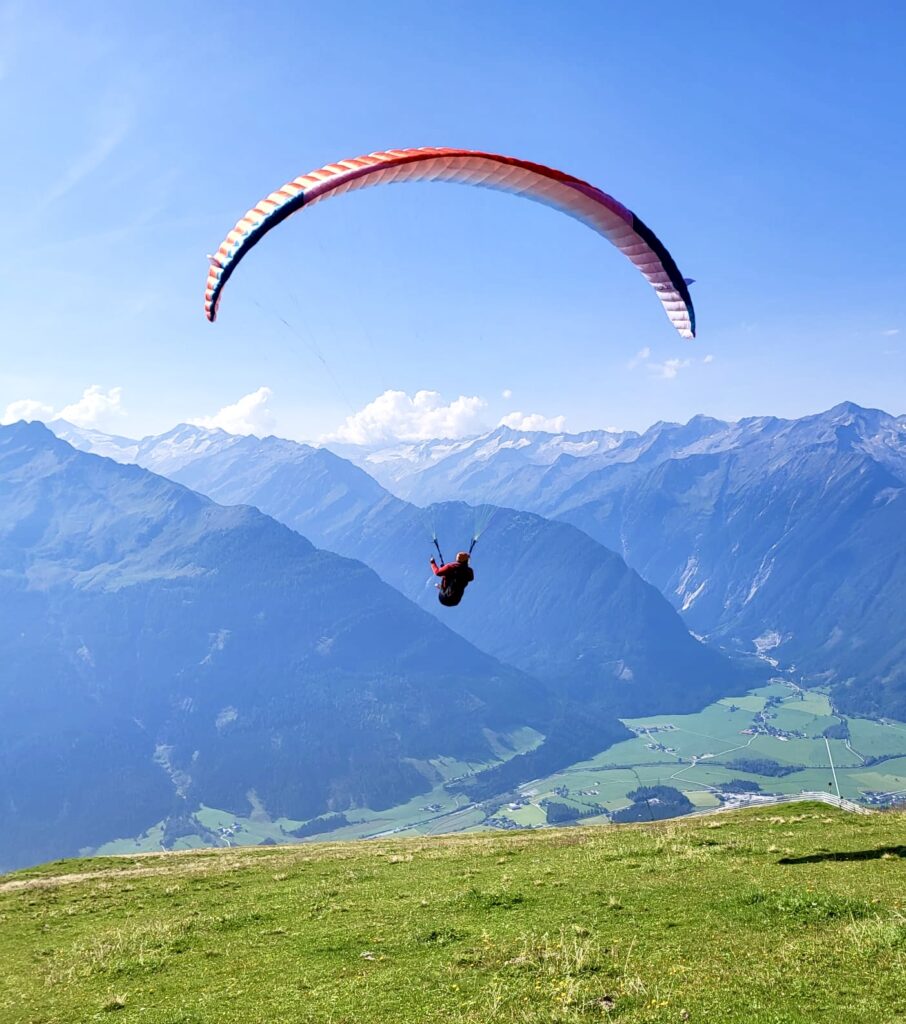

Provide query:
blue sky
left=1, top=0, right=904, bottom=441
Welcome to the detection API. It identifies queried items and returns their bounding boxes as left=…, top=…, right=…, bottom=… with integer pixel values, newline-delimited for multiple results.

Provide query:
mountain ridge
left=309, top=402, right=906, bottom=717
left=1, top=421, right=561, bottom=869
left=52, top=418, right=755, bottom=716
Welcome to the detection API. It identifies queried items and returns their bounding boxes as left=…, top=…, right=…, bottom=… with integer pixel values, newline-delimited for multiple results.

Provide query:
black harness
left=433, top=537, right=476, bottom=607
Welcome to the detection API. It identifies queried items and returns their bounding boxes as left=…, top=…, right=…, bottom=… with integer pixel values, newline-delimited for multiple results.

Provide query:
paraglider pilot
left=430, top=551, right=474, bottom=607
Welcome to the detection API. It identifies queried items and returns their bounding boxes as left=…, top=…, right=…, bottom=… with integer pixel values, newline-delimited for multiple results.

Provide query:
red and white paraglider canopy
left=205, top=147, right=695, bottom=338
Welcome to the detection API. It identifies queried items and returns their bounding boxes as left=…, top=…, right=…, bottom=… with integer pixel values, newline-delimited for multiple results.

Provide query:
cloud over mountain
left=190, top=386, right=275, bottom=436
left=327, top=389, right=487, bottom=444
left=498, top=411, right=566, bottom=431
left=2, top=385, right=123, bottom=429
left=57, top=385, right=125, bottom=427
left=1, top=399, right=54, bottom=425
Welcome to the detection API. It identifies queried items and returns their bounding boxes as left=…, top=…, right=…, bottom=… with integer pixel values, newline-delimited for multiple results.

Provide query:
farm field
left=95, top=684, right=906, bottom=853
left=518, top=682, right=906, bottom=824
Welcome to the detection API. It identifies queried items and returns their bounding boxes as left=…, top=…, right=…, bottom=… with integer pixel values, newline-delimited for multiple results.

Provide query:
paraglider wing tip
left=683, top=277, right=696, bottom=286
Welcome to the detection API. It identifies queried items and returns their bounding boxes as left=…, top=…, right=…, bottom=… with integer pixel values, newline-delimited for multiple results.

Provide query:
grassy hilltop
left=2, top=803, right=904, bottom=1024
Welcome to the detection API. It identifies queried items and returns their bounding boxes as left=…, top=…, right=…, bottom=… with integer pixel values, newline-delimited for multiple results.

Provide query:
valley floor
left=94, top=681, right=906, bottom=855
left=514, top=680, right=906, bottom=828
left=3, top=803, right=904, bottom=1023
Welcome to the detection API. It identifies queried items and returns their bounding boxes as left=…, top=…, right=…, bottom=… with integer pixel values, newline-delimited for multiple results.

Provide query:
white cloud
left=881, top=328, right=900, bottom=337
left=628, top=346, right=701, bottom=380
left=648, top=358, right=692, bottom=380
left=191, top=387, right=275, bottom=436
left=2, top=385, right=125, bottom=429
left=1, top=398, right=54, bottom=425
left=498, top=411, right=566, bottom=432
left=627, top=346, right=651, bottom=370
left=327, top=390, right=487, bottom=445
left=501, top=388, right=513, bottom=400
left=57, top=385, right=124, bottom=427
left=703, top=353, right=715, bottom=364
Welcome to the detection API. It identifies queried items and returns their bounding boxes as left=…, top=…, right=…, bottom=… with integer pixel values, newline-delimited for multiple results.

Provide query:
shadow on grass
left=779, top=846, right=906, bottom=864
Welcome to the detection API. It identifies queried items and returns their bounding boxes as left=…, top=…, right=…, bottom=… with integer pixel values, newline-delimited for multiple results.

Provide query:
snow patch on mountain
left=153, top=744, right=191, bottom=798
left=675, top=557, right=707, bottom=610
left=138, top=425, right=242, bottom=477
left=745, top=557, right=775, bottom=605
left=676, top=557, right=699, bottom=596
left=53, top=420, right=139, bottom=462
left=681, top=581, right=706, bottom=612
left=315, top=636, right=335, bottom=656
left=76, top=643, right=94, bottom=666
left=215, top=706, right=238, bottom=730
left=873, top=486, right=903, bottom=507
left=474, top=435, right=532, bottom=460
left=546, top=440, right=601, bottom=458
left=336, top=425, right=636, bottom=500
left=50, top=420, right=244, bottom=479
left=201, top=628, right=230, bottom=665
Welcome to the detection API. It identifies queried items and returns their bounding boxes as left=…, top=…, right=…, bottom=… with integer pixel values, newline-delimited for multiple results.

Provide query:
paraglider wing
left=205, top=148, right=695, bottom=338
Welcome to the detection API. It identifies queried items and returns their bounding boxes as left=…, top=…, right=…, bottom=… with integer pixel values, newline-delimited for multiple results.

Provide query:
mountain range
left=25, top=399, right=906, bottom=865
left=56, top=403, right=906, bottom=719
left=54, top=420, right=753, bottom=714
left=326, top=403, right=906, bottom=720
left=1, top=422, right=559, bottom=869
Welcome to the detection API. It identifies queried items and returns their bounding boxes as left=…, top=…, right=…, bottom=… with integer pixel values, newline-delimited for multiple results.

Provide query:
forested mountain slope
left=0, top=423, right=554, bottom=869
left=324, top=404, right=906, bottom=718
left=58, top=422, right=757, bottom=716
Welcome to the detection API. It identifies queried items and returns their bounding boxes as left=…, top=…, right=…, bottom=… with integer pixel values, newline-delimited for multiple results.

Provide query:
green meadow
left=3, top=804, right=904, bottom=1024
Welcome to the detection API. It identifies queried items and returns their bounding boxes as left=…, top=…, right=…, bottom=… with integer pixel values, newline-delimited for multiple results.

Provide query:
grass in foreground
left=2, top=803, right=904, bottom=1024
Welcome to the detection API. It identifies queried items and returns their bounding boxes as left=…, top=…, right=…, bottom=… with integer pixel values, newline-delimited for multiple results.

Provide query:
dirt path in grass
left=0, top=848, right=279, bottom=893
left=0, top=865, right=172, bottom=893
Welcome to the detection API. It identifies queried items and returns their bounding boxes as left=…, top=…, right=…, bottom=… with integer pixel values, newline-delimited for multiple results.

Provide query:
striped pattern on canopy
left=205, top=147, right=695, bottom=338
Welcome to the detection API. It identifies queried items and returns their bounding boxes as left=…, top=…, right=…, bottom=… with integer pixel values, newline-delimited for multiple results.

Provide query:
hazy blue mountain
left=60, top=422, right=758, bottom=717
left=329, top=404, right=906, bottom=719
left=46, top=405, right=906, bottom=735
left=52, top=419, right=141, bottom=462
left=57, top=421, right=398, bottom=555
left=546, top=405, right=906, bottom=719
left=331, top=425, right=638, bottom=503
left=230, top=404, right=906, bottom=720
left=0, top=422, right=558, bottom=869
left=319, top=500, right=757, bottom=717
left=54, top=420, right=250, bottom=481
